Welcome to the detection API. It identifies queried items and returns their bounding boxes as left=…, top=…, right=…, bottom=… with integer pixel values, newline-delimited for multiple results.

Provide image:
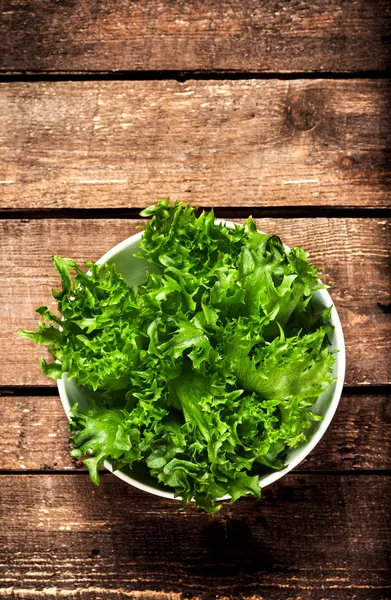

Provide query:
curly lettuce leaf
left=68, top=403, right=142, bottom=484
left=19, top=199, right=336, bottom=513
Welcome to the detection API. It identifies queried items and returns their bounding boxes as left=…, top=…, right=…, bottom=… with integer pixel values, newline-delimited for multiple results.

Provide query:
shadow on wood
left=1, top=474, right=389, bottom=598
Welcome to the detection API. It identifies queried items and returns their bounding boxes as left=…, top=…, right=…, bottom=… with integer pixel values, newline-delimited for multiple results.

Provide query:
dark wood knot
left=287, top=89, right=324, bottom=132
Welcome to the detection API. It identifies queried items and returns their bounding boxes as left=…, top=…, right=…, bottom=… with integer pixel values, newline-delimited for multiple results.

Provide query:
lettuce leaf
left=19, top=199, right=335, bottom=513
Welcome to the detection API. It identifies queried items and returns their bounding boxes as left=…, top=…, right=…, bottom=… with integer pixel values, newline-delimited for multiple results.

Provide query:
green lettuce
left=19, top=200, right=335, bottom=513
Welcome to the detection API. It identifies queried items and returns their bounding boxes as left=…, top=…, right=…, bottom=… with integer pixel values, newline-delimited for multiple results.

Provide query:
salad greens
left=20, top=200, right=335, bottom=513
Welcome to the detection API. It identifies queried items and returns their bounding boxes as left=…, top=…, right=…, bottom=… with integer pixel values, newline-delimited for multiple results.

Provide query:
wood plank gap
left=1, top=70, right=391, bottom=83
left=2, top=385, right=391, bottom=397
left=0, top=469, right=94, bottom=476
left=0, top=386, right=59, bottom=397
left=1, top=469, right=390, bottom=476
left=341, top=385, right=391, bottom=396
left=294, top=469, right=391, bottom=476
left=1, top=207, right=391, bottom=221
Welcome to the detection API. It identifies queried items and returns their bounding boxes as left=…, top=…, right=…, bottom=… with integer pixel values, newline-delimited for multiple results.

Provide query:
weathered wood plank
left=1, top=393, right=390, bottom=472
left=1, top=395, right=71, bottom=471
left=1, top=1, right=390, bottom=73
left=1, top=80, right=390, bottom=210
left=1, top=593, right=181, bottom=600
left=0, top=474, right=390, bottom=599
left=0, top=592, right=389, bottom=600
left=1, top=217, right=390, bottom=387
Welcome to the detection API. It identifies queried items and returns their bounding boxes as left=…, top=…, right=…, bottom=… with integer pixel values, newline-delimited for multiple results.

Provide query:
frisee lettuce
left=20, top=200, right=335, bottom=513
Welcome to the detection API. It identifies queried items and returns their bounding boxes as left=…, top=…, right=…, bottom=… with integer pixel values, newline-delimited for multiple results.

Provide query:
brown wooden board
left=0, top=474, right=390, bottom=599
left=1, top=80, right=390, bottom=210
left=2, top=217, right=390, bottom=387
left=1, top=592, right=181, bottom=600
left=1, top=393, right=390, bottom=472
left=1, top=1, right=390, bottom=73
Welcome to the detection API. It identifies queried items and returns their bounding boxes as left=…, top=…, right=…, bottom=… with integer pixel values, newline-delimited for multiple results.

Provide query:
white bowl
left=58, top=220, right=345, bottom=501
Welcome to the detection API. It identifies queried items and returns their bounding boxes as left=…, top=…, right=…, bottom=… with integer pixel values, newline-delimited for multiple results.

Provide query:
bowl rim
left=58, top=220, right=346, bottom=501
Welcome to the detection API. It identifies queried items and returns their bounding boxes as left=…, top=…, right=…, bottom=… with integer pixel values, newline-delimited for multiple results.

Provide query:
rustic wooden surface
left=1, top=80, right=390, bottom=210
left=0, top=474, right=390, bottom=600
left=1, top=1, right=391, bottom=73
left=2, top=217, right=390, bottom=387
left=2, top=392, right=390, bottom=472
left=1, top=0, right=391, bottom=598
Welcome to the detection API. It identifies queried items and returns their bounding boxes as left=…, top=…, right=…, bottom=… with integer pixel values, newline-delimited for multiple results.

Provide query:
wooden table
left=1, top=2, right=390, bottom=599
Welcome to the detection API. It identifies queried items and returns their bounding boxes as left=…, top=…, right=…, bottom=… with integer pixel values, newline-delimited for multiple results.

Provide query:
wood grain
left=0, top=474, right=390, bottom=599
left=1, top=593, right=181, bottom=600
left=1, top=1, right=390, bottom=73
left=2, top=217, right=390, bottom=387
left=1, top=393, right=390, bottom=472
left=1, top=80, right=390, bottom=210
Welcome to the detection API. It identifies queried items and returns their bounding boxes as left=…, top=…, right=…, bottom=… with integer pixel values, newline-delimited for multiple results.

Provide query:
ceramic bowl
left=58, top=221, right=345, bottom=500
